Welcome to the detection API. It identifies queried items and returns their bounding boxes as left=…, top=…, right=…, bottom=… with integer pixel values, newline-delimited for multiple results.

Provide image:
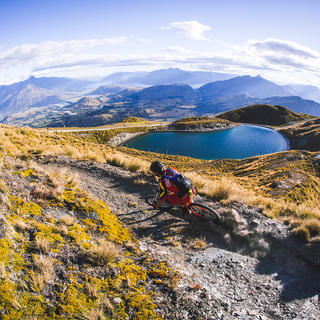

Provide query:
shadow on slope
left=210, top=204, right=320, bottom=302
left=255, top=240, right=320, bottom=302
left=40, top=155, right=320, bottom=303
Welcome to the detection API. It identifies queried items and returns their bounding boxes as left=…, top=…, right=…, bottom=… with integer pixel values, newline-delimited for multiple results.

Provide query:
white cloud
left=248, top=38, right=319, bottom=59
left=0, top=37, right=127, bottom=65
left=137, top=38, right=152, bottom=44
left=165, top=20, right=212, bottom=41
left=159, top=46, right=192, bottom=54
left=1, top=36, right=320, bottom=87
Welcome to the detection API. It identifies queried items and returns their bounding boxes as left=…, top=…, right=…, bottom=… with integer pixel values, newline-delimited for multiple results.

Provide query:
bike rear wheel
left=187, top=202, right=221, bottom=222
left=145, top=195, right=172, bottom=210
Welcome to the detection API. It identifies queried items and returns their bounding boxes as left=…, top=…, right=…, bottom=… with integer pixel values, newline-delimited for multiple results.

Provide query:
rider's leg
left=168, top=191, right=193, bottom=205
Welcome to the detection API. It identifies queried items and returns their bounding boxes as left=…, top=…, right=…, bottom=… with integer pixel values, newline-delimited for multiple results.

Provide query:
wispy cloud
left=159, top=46, right=192, bottom=54
left=248, top=38, right=319, bottom=59
left=0, top=37, right=127, bottom=65
left=165, top=20, right=212, bottom=41
left=1, top=36, right=320, bottom=86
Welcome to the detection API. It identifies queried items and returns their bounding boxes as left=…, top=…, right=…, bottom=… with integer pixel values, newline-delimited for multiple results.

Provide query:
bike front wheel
left=187, top=202, right=221, bottom=222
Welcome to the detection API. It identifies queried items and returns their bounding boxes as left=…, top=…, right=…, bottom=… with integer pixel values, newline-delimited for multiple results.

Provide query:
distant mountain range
left=1, top=69, right=320, bottom=127
left=101, top=68, right=236, bottom=87
left=0, top=76, right=92, bottom=118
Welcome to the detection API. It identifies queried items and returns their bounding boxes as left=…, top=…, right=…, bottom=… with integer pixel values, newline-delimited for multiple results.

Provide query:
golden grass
left=56, top=224, right=69, bottom=236
left=88, top=239, right=120, bottom=265
left=85, top=279, right=100, bottom=300
left=191, top=237, right=206, bottom=250
left=302, top=219, right=320, bottom=237
left=33, top=254, right=55, bottom=283
left=14, top=220, right=32, bottom=232
left=35, top=236, right=51, bottom=253
left=185, top=172, right=236, bottom=201
left=76, top=304, right=106, bottom=320
left=106, top=151, right=150, bottom=173
left=0, top=262, right=6, bottom=279
left=0, top=125, right=151, bottom=176
left=1, top=123, right=320, bottom=242
left=58, top=214, right=76, bottom=226
left=292, top=226, right=310, bottom=242
left=29, top=270, right=45, bottom=292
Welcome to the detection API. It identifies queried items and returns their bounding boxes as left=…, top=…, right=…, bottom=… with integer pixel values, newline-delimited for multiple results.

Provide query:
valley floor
left=40, top=155, right=320, bottom=320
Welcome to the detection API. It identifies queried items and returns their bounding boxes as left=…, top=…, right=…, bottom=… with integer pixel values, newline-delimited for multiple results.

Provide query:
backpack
left=166, top=168, right=194, bottom=197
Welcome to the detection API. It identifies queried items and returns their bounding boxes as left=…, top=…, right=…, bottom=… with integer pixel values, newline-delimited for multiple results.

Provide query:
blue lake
left=123, top=125, right=289, bottom=160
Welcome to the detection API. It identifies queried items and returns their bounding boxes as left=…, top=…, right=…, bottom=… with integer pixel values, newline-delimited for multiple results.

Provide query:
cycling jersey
left=158, top=167, right=194, bottom=206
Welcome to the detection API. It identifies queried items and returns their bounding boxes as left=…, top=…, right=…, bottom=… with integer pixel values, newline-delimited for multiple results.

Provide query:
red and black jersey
left=158, top=167, right=194, bottom=206
left=159, top=167, right=180, bottom=199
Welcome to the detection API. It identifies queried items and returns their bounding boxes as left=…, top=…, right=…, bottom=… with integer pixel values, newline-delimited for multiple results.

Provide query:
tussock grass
left=292, top=226, right=310, bottom=242
left=0, top=262, right=6, bottom=279
left=14, top=220, right=32, bottom=232
left=31, top=184, right=56, bottom=202
left=33, top=254, right=55, bottom=283
left=1, top=123, right=320, bottom=242
left=56, top=224, right=69, bottom=236
left=29, top=270, right=45, bottom=292
left=85, top=279, right=100, bottom=299
left=76, top=304, right=106, bottom=320
left=58, top=214, right=76, bottom=226
left=88, top=239, right=120, bottom=265
left=302, top=219, right=320, bottom=237
left=106, top=152, right=150, bottom=173
left=133, top=177, right=148, bottom=185
left=35, top=236, right=51, bottom=253
left=191, top=237, right=206, bottom=250
left=0, top=124, right=151, bottom=176
left=185, top=172, right=235, bottom=201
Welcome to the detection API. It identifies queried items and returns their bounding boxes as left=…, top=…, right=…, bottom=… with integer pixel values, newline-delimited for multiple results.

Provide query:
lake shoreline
left=115, top=123, right=291, bottom=152
left=119, top=124, right=290, bottom=160
left=113, top=123, right=239, bottom=146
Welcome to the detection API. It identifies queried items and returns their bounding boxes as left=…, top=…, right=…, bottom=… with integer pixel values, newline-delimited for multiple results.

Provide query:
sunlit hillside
left=1, top=123, right=320, bottom=242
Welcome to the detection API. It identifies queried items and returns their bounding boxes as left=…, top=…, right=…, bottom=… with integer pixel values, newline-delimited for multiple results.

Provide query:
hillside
left=168, top=116, right=234, bottom=130
left=279, top=117, right=320, bottom=151
left=218, top=104, right=313, bottom=125
left=0, top=124, right=320, bottom=318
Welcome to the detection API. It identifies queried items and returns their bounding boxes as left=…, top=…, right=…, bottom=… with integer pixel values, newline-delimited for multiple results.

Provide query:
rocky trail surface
left=39, top=156, right=320, bottom=319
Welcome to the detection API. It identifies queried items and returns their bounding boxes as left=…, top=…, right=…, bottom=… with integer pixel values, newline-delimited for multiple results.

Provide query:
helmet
left=150, top=161, right=165, bottom=175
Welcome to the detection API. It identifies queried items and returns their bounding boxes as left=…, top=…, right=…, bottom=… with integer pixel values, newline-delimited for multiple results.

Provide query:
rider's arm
left=158, top=180, right=166, bottom=200
left=152, top=180, right=166, bottom=208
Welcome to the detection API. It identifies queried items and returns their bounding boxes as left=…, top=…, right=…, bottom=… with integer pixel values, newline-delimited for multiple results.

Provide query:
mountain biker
left=149, top=160, right=195, bottom=210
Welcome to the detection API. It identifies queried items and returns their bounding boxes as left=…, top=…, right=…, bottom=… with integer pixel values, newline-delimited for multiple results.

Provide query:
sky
left=1, top=0, right=320, bottom=87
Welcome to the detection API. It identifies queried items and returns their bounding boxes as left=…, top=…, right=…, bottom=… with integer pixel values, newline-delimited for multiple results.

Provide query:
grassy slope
left=218, top=104, right=313, bottom=125
left=1, top=122, right=319, bottom=241
left=121, top=116, right=147, bottom=123
left=0, top=128, right=180, bottom=319
left=169, top=116, right=233, bottom=130
left=279, top=117, right=320, bottom=151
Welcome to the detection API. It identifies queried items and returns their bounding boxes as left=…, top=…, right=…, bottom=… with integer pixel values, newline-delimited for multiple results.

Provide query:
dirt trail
left=40, top=156, right=320, bottom=320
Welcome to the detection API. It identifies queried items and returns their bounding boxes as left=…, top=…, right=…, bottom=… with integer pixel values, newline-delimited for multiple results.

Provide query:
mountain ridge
left=1, top=71, right=320, bottom=127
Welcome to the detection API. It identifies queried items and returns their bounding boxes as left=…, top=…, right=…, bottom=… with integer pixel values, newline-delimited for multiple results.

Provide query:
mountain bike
left=145, top=193, right=221, bottom=223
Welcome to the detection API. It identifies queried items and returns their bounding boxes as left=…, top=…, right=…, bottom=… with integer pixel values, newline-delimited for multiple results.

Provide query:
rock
left=247, top=309, right=259, bottom=316
left=113, top=297, right=122, bottom=304
left=0, top=217, right=7, bottom=239
left=310, top=294, right=319, bottom=304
